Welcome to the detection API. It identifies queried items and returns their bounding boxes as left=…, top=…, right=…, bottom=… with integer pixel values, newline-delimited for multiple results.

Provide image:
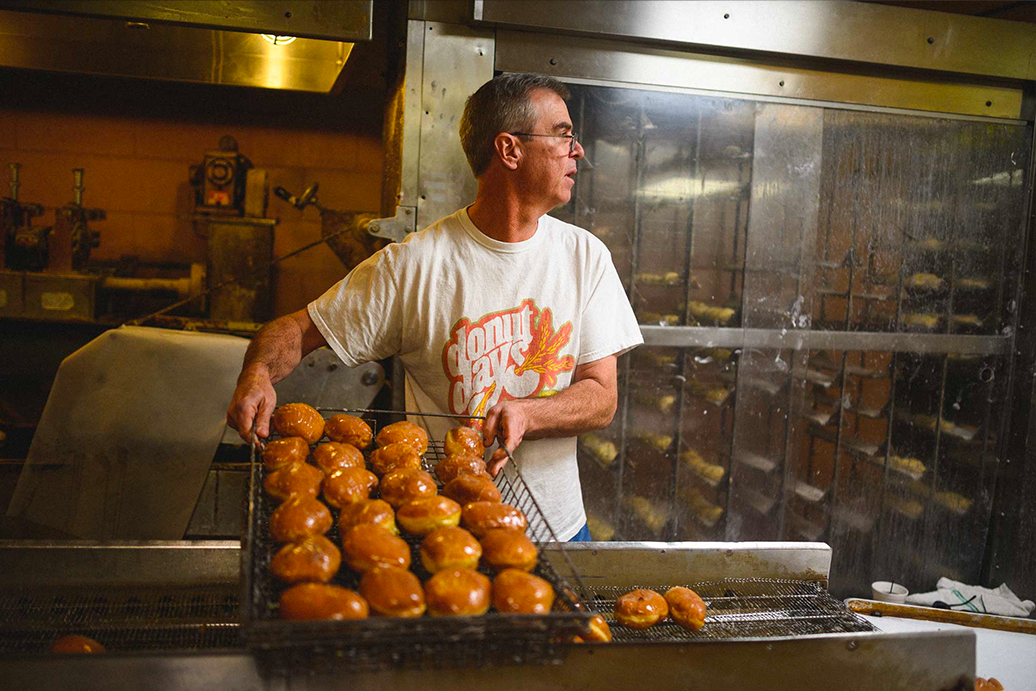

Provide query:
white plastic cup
left=871, top=581, right=909, bottom=603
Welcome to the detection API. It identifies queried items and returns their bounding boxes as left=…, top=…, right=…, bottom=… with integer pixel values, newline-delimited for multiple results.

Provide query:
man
left=227, top=73, right=641, bottom=541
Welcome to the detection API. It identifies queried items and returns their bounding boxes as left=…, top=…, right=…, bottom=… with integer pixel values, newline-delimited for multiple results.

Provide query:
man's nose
left=571, top=139, right=585, bottom=160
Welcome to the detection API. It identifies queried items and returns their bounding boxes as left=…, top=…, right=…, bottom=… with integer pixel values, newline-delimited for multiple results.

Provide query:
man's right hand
left=226, top=365, right=278, bottom=443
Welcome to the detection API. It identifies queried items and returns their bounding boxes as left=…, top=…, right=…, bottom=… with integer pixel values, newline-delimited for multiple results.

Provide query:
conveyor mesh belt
left=0, top=585, right=240, bottom=654
left=583, top=578, right=875, bottom=641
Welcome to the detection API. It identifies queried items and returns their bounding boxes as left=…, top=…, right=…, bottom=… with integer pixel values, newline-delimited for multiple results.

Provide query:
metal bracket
left=366, top=205, right=417, bottom=243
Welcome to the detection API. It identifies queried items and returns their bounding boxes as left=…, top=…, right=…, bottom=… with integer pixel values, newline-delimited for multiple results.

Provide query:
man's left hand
left=482, top=399, right=530, bottom=477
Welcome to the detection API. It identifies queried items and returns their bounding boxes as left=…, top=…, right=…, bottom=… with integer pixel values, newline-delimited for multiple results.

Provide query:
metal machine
left=389, top=0, right=1036, bottom=603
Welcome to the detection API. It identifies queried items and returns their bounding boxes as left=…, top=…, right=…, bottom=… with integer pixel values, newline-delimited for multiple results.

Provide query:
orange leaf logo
left=513, top=308, right=575, bottom=389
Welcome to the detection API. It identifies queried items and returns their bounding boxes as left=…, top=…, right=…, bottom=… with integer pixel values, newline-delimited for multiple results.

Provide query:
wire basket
left=240, top=407, right=590, bottom=675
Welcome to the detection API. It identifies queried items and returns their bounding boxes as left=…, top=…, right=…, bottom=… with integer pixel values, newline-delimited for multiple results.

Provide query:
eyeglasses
left=509, top=131, right=579, bottom=154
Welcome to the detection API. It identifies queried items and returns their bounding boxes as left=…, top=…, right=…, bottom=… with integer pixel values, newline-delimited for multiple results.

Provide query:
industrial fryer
left=0, top=540, right=976, bottom=689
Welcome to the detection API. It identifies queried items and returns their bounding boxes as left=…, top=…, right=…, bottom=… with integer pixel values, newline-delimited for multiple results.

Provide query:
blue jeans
left=568, top=522, right=592, bottom=542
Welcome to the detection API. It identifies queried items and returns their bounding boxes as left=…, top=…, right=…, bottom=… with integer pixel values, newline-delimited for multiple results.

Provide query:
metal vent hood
left=0, top=1, right=373, bottom=92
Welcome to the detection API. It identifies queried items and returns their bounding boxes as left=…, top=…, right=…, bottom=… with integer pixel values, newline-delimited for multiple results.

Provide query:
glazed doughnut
left=370, top=442, right=423, bottom=477
left=269, top=496, right=332, bottom=543
left=664, top=586, right=707, bottom=631
left=434, top=453, right=488, bottom=485
left=312, top=442, right=365, bottom=476
left=278, top=583, right=369, bottom=621
left=420, top=526, right=482, bottom=573
left=396, top=495, right=462, bottom=536
left=443, top=473, right=501, bottom=505
left=264, top=461, right=324, bottom=503
left=573, top=614, right=613, bottom=643
left=491, top=569, right=554, bottom=614
left=340, top=524, right=411, bottom=573
left=270, top=534, right=341, bottom=584
left=324, top=414, right=373, bottom=449
left=323, top=467, right=378, bottom=509
left=50, top=635, right=105, bottom=654
left=272, top=403, right=325, bottom=444
left=359, top=566, right=426, bottom=617
left=262, top=436, right=310, bottom=471
left=375, top=420, right=429, bottom=454
left=338, top=498, right=399, bottom=536
left=479, top=528, right=538, bottom=572
left=614, top=589, right=668, bottom=630
left=425, top=567, right=491, bottom=616
left=379, top=468, right=437, bottom=509
left=461, top=501, right=527, bottom=537
left=443, top=426, right=485, bottom=458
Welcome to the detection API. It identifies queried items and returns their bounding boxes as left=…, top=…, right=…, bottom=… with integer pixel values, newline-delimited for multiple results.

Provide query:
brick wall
left=0, top=68, right=386, bottom=317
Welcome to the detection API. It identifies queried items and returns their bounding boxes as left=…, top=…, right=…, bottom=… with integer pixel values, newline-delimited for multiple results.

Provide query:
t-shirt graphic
left=443, top=299, right=575, bottom=426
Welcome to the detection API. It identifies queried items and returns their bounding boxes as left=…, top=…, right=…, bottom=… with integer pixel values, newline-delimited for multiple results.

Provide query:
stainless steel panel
left=21, top=271, right=97, bottom=321
left=0, top=270, right=24, bottom=317
left=3, top=0, right=373, bottom=42
left=0, top=631, right=976, bottom=690
left=548, top=541, right=832, bottom=586
left=0, top=541, right=240, bottom=587
left=729, top=104, right=823, bottom=543
left=478, top=0, right=1036, bottom=82
left=399, top=19, right=426, bottom=208
left=494, top=30, right=1026, bottom=121
left=0, top=10, right=354, bottom=93
left=415, top=22, right=493, bottom=227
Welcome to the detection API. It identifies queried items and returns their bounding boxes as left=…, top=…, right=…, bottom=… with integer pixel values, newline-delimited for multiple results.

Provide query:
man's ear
left=494, top=133, right=522, bottom=171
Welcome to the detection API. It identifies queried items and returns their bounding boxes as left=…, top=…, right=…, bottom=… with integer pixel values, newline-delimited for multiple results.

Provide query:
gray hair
left=459, top=73, right=571, bottom=177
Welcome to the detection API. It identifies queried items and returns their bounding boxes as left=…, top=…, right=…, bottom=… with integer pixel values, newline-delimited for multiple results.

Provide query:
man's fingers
left=488, top=449, right=508, bottom=478
left=255, top=393, right=276, bottom=438
left=482, top=407, right=501, bottom=447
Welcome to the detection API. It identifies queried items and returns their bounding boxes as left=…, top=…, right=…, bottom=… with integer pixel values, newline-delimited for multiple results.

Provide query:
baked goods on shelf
left=635, top=432, right=673, bottom=453
left=340, top=524, right=411, bottom=573
left=443, top=426, right=485, bottom=458
left=323, top=467, right=379, bottom=509
left=312, top=442, right=365, bottom=476
left=269, top=496, right=333, bottom=543
left=262, top=436, right=310, bottom=471
left=264, top=461, right=324, bottom=503
left=614, top=589, right=668, bottom=629
left=434, top=453, right=489, bottom=484
left=323, top=414, right=373, bottom=449
left=480, top=528, right=538, bottom=572
left=585, top=512, right=615, bottom=541
left=397, top=495, right=463, bottom=536
left=370, top=442, right=423, bottom=477
left=380, top=468, right=438, bottom=508
left=50, top=634, right=105, bottom=654
left=664, top=586, right=707, bottom=631
left=491, top=569, right=555, bottom=614
left=681, top=448, right=725, bottom=483
left=272, top=403, right=325, bottom=444
left=359, top=566, right=426, bottom=617
left=338, top=498, right=399, bottom=536
left=904, top=273, right=944, bottom=290
left=278, top=583, right=369, bottom=621
left=420, top=526, right=482, bottom=573
left=461, top=501, right=528, bottom=537
left=634, top=390, right=676, bottom=414
left=425, top=567, right=491, bottom=616
left=626, top=496, right=669, bottom=535
left=270, top=535, right=341, bottom=584
left=376, top=420, right=429, bottom=454
left=579, top=433, right=618, bottom=466
left=687, top=300, right=736, bottom=325
left=443, top=473, right=501, bottom=505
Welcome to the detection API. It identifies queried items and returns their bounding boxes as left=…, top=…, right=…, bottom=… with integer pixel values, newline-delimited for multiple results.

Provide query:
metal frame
left=475, top=0, right=1036, bottom=83
left=0, top=1, right=374, bottom=41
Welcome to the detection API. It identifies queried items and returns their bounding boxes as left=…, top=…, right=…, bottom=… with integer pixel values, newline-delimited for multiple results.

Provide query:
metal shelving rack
left=557, top=82, right=1030, bottom=597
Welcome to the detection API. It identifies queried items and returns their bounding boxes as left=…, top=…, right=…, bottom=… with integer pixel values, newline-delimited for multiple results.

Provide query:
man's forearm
left=239, top=314, right=306, bottom=384
left=520, top=378, right=616, bottom=439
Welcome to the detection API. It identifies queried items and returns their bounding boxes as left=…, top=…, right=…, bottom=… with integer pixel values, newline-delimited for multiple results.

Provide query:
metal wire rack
left=0, top=585, right=240, bottom=655
left=581, top=578, right=875, bottom=642
left=241, top=407, right=590, bottom=675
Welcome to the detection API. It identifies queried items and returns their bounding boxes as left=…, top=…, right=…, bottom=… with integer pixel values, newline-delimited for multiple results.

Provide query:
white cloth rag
left=906, top=577, right=1035, bottom=618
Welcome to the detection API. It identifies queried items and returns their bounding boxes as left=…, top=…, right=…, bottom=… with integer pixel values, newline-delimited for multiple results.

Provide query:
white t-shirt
left=308, top=207, right=642, bottom=539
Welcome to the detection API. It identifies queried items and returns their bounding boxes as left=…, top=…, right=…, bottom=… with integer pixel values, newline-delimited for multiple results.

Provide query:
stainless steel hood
left=0, top=1, right=373, bottom=92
